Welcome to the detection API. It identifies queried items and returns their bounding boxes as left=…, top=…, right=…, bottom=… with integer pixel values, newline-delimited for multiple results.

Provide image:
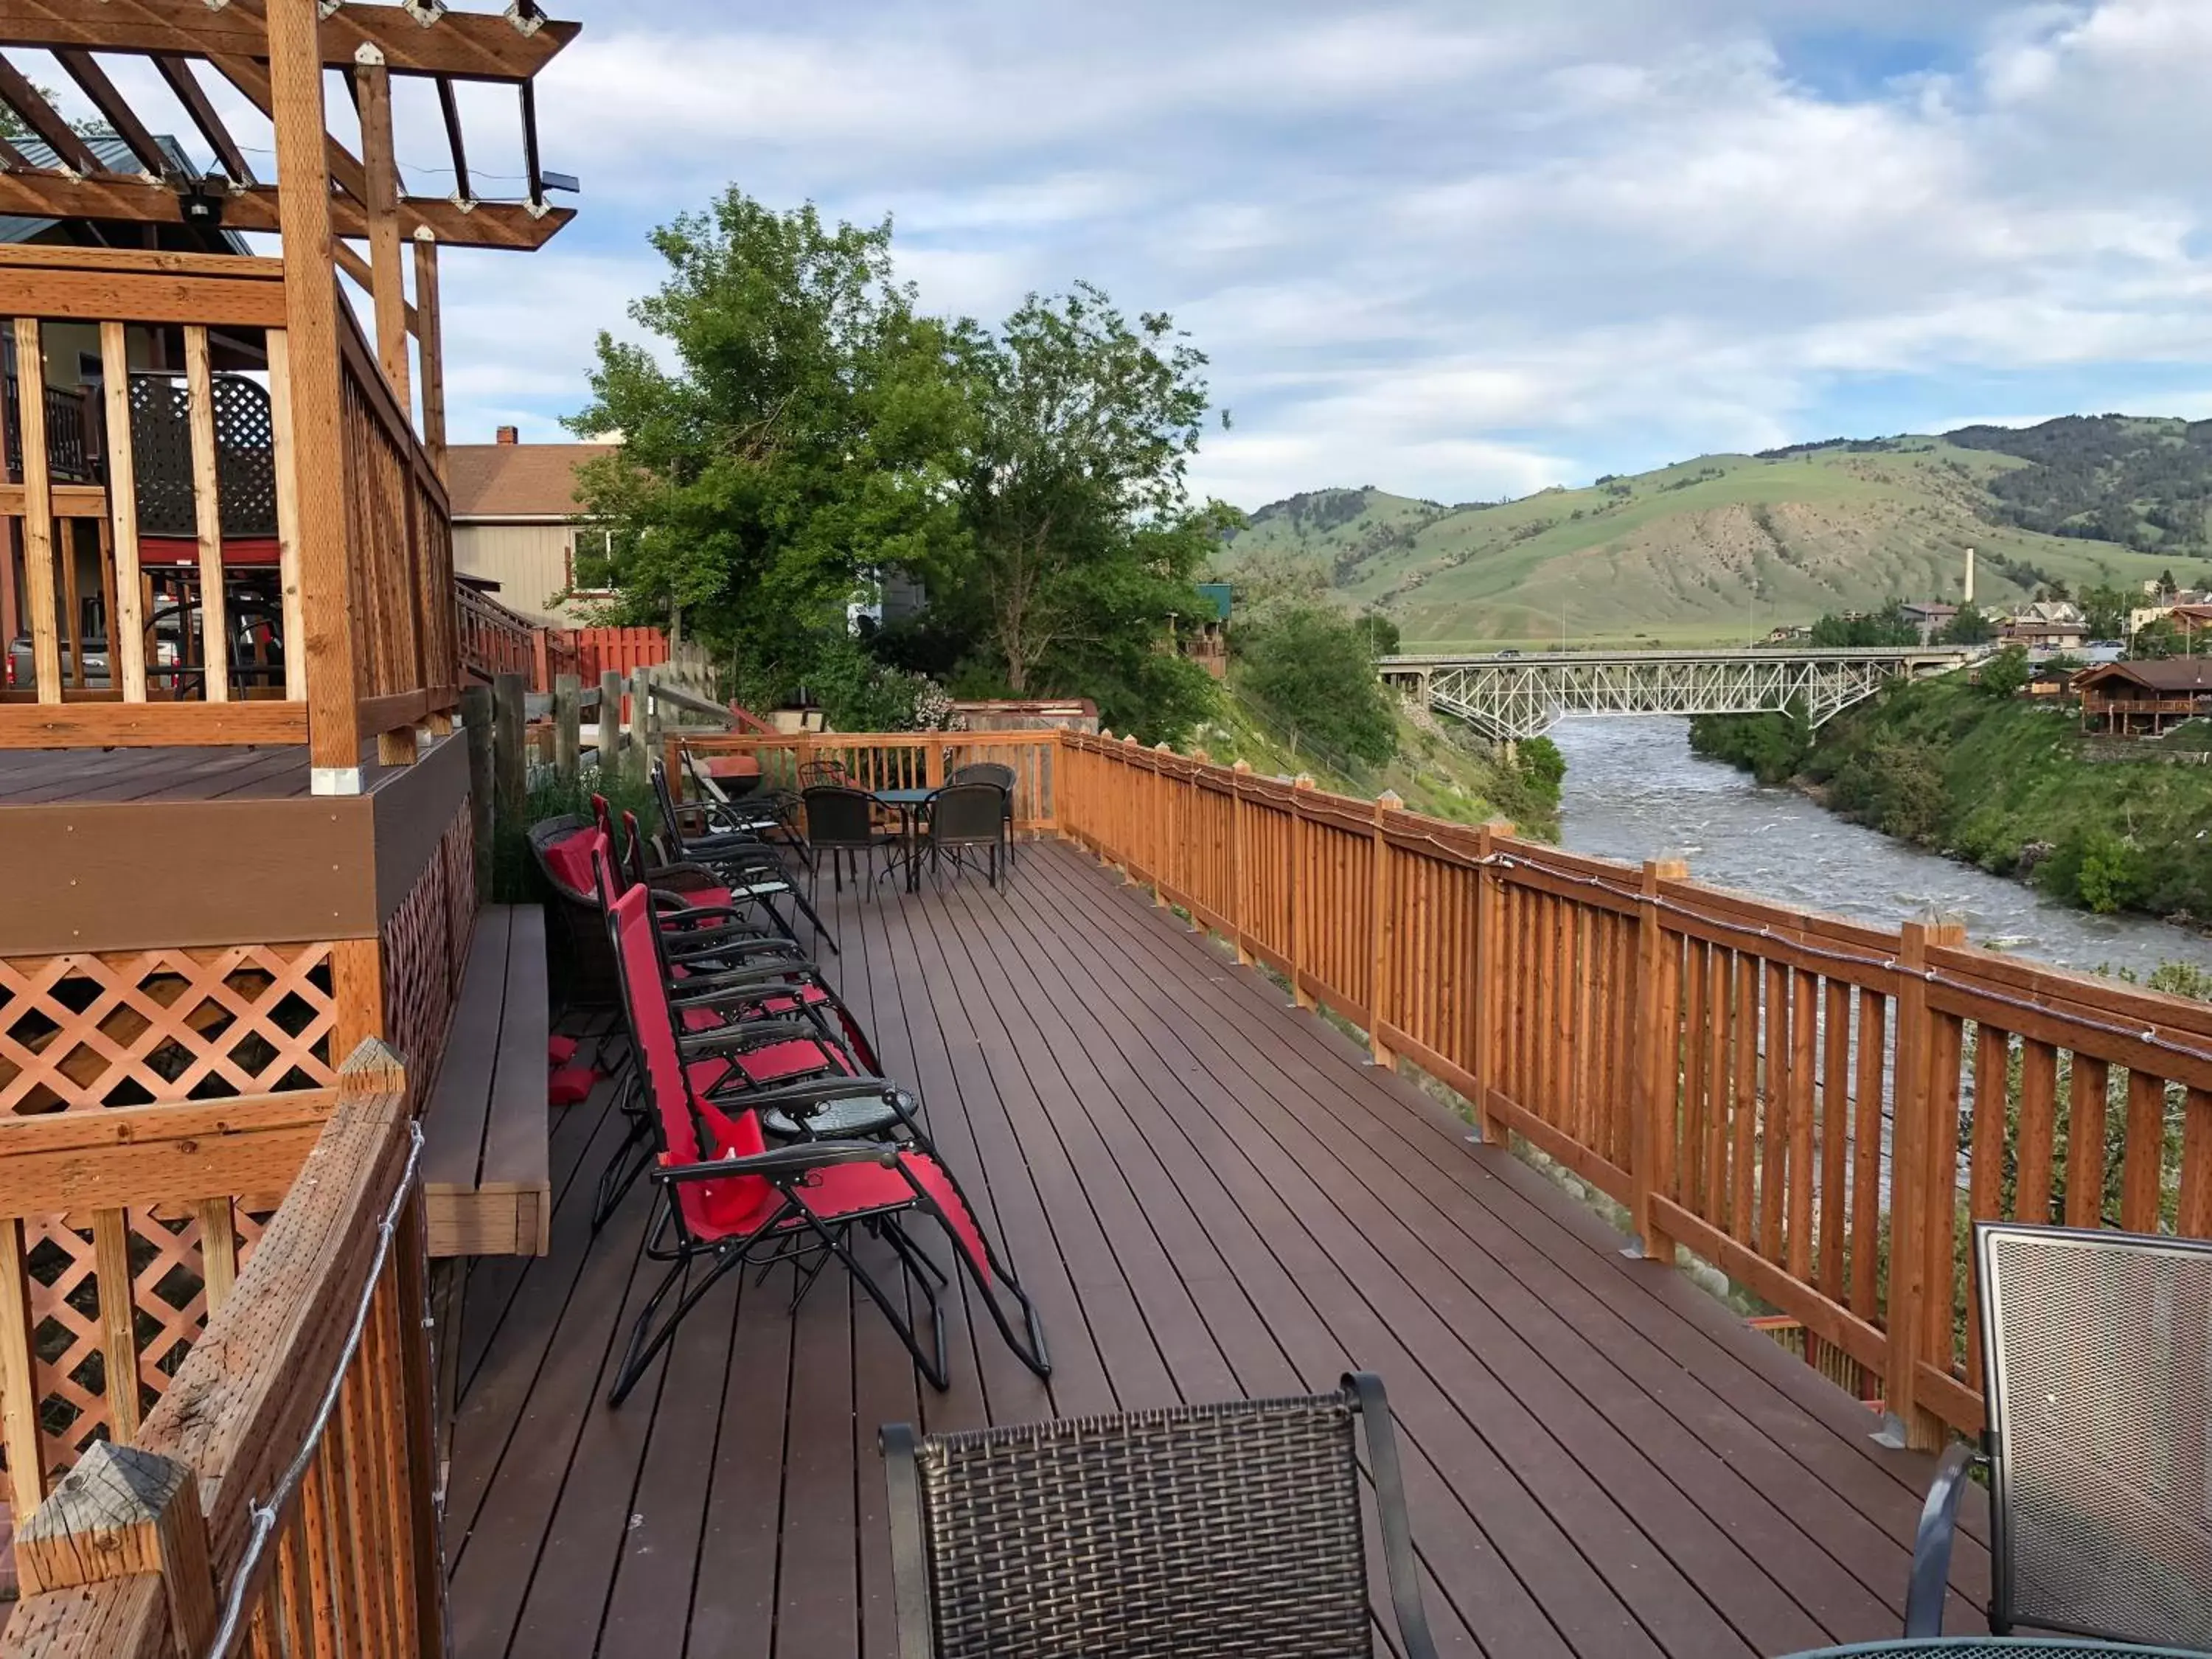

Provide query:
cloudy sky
left=46, top=0, right=2212, bottom=508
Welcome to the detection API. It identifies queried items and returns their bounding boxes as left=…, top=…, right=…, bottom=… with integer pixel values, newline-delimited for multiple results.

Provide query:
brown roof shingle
left=447, top=442, right=614, bottom=521
left=2076, top=658, right=2212, bottom=692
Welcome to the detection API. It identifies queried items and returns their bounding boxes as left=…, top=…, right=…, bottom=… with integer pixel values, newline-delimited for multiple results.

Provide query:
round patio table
left=1778, top=1641, right=2210, bottom=1658
left=872, top=787, right=936, bottom=891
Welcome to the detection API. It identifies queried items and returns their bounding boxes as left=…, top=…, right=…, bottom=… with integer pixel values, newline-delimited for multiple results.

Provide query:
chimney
left=495, top=425, right=519, bottom=445
left=1964, top=546, right=1975, bottom=607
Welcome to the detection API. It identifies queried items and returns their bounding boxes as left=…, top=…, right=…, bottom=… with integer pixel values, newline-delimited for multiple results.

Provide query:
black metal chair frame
left=1906, top=1223, right=2212, bottom=1648
left=643, top=768, right=841, bottom=955
left=801, top=784, right=895, bottom=897
left=600, top=883, right=1051, bottom=1405
left=880, top=1373, right=1438, bottom=1659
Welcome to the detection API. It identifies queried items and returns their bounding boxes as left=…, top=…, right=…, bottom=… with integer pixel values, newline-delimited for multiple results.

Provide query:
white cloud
left=428, top=0, right=2212, bottom=504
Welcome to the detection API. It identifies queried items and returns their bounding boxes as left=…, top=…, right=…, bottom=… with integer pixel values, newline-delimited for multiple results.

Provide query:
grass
left=1224, top=440, right=2195, bottom=647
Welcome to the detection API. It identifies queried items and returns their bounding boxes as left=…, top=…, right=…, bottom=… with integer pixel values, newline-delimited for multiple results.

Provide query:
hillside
left=1224, top=420, right=2212, bottom=647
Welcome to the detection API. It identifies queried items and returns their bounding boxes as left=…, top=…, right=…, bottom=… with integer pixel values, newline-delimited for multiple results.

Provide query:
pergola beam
left=152, top=55, right=255, bottom=185
left=0, top=52, right=110, bottom=175
left=0, top=0, right=577, bottom=83
left=54, top=49, right=171, bottom=176
left=0, top=164, right=574, bottom=248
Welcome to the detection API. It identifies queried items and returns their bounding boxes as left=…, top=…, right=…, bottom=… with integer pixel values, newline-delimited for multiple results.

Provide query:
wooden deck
left=0, top=741, right=403, bottom=804
left=442, top=840, right=1989, bottom=1659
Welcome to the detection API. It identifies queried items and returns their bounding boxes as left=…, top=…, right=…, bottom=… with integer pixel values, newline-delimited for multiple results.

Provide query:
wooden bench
left=423, top=904, right=551, bottom=1256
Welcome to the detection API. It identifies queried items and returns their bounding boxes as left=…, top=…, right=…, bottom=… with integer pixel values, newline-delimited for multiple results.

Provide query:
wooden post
left=13, top=317, right=60, bottom=701
left=268, top=0, right=363, bottom=790
left=1472, top=821, right=1512, bottom=1144
left=183, top=325, right=230, bottom=703
left=598, top=668, right=625, bottom=772
left=353, top=46, right=411, bottom=412
left=0, top=1218, right=46, bottom=1509
left=1290, top=774, right=1317, bottom=1009
left=1231, top=761, right=1253, bottom=965
left=411, top=232, right=446, bottom=481
left=1879, top=918, right=1961, bottom=1452
left=1631, top=858, right=1690, bottom=1263
left=1155, top=742, right=1175, bottom=908
left=1368, top=792, right=1403, bottom=1067
left=626, top=667, right=652, bottom=784
left=99, top=320, right=149, bottom=701
left=92, top=1210, right=140, bottom=1441
left=493, top=672, right=526, bottom=846
left=554, top=672, right=582, bottom=782
left=530, top=627, right=553, bottom=695
left=462, top=684, right=494, bottom=900
left=15, top=1440, right=219, bottom=1656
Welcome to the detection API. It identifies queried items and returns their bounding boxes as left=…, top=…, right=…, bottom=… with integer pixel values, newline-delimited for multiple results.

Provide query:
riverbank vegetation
left=1693, top=671, right=2212, bottom=922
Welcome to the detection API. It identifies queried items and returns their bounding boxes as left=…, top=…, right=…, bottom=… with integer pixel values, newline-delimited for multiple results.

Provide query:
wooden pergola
left=0, top=0, right=580, bottom=787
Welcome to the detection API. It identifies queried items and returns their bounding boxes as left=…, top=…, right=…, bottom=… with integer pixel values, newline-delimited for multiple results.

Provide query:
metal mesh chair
left=880, top=1374, right=1437, bottom=1659
left=1781, top=1641, right=2211, bottom=1658
left=802, top=785, right=892, bottom=894
left=947, top=762, right=1017, bottom=868
left=1907, top=1224, right=2212, bottom=1649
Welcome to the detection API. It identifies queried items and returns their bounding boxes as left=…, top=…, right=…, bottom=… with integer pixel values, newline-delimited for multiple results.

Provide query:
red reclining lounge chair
left=603, top=882, right=1051, bottom=1403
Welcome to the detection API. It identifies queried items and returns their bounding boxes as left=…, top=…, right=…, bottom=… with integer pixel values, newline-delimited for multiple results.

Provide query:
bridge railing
left=1057, top=730, right=2212, bottom=1448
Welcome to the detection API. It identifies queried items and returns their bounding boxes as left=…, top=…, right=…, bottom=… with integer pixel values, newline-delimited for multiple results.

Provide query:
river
left=1550, top=716, right=2212, bottom=981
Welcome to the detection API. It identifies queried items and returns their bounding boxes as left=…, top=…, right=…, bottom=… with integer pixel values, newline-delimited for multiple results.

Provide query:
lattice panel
left=382, top=804, right=473, bottom=1107
left=0, top=946, right=337, bottom=1116
left=2, top=1202, right=267, bottom=1503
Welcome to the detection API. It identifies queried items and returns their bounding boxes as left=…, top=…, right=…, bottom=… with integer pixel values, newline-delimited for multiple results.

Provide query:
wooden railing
left=1, top=246, right=460, bottom=765
left=674, top=729, right=1061, bottom=833
left=0, top=1040, right=439, bottom=1657
left=1057, top=731, right=2212, bottom=1448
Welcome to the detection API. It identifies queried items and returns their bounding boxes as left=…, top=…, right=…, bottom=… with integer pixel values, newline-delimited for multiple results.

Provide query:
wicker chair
left=918, top=782, right=1006, bottom=888
left=1907, top=1224, right=2212, bottom=1649
left=802, top=785, right=894, bottom=894
left=880, top=1374, right=1436, bottom=1659
left=947, top=761, right=1017, bottom=868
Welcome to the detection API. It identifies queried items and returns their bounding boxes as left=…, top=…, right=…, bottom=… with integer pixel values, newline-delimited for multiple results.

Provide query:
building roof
left=2075, top=659, right=2212, bottom=692
left=447, top=442, right=615, bottom=521
left=0, top=135, right=251, bottom=253
left=1902, top=602, right=1958, bottom=619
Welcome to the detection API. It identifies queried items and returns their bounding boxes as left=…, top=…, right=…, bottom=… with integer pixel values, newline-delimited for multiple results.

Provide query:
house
left=2001, top=599, right=2088, bottom=651
left=448, top=429, right=619, bottom=626
left=1173, top=580, right=1233, bottom=677
left=2073, top=658, right=2212, bottom=735
left=2168, top=602, right=2212, bottom=641
left=1900, top=600, right=1957, bottom=643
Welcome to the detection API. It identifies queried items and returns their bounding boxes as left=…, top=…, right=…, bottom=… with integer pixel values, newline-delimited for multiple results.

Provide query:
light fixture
left=178, top=173, right=225, bottom=229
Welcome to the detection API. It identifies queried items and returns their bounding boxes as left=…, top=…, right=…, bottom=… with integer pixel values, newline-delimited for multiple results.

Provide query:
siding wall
left=451, top=522, right=602, bottom=626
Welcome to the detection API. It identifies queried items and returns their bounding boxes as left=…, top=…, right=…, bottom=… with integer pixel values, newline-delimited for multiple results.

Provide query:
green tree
left=1809, top=605, right=1919, bottom=647
left=565, top=191, right=973, bottom=715
left=2079, top=582, right=2131, bottom=641
left=1978, top=643, right=2031, bottom=698
left=1939, top=604, right=1996, bottom=644
left=2131, top=618, right=2180, bottom=659
left=947, top=283, right=1230, bottom=740
left=1239, top=605, right=1397, bottom=765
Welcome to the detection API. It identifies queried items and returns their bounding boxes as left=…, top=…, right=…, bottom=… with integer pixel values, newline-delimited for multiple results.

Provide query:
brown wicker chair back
left=880, top=1374, right=1435, bottom=1659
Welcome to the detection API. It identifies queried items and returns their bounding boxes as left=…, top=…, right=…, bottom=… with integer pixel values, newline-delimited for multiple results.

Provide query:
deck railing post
left=1472, top=821, right=1512, bottom=1143
left=493, top=671, right=526, bottom=849
left=598, top=669, right=625, bottom=772
left=1290, top=774, right=1317, bottom=1010
left=15, top=1439, right=220, bottom=1655
left=1631, top=858, right=1689, bottom=1263
left=1231, top=761, right=1253, bottom=965
left=1155, top=742, right=1176, bottom=909
left=1878, top=918, right=1958, bottom=1452
left=553, top=672, right=581, bottom=782
left=462, top=683, right=494, bottom=901
left=627, top=667, right=653, bottom=784
left=1368, top=793, right=1403, bottom=1068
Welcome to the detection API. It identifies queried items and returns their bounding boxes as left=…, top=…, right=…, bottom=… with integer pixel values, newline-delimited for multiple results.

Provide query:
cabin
left=2073, top=658, right=2212, bottom=736
left=4, top=10, right=2212, bottom=1659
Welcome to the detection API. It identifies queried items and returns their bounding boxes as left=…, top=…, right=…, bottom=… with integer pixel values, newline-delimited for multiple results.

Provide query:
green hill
left=1224, top=421, right=2212, bottom=648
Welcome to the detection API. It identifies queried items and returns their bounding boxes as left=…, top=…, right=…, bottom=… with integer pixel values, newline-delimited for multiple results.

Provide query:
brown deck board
left=445, top=841, right=1980, bottom=1659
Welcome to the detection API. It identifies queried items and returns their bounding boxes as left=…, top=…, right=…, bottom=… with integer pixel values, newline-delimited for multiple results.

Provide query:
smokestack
left=495, top=425, right=519, bottom=445
left=1964, top=546, right=1975, bottom=607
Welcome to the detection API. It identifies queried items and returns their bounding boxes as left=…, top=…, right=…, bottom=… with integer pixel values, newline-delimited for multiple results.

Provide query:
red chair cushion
left=548, top=1034, right=580, bottom=1065
left=549, top=1062, right=594, bottom=1107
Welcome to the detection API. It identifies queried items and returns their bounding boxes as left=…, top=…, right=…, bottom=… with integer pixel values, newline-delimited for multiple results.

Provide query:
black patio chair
left=600, top=881, right=1050, bottom=1404
left=947, top=761, right=1017, bottom=867
left=681, top=747, right=799, bottom=841
left=799, top=757, right=851, bottom=788
left=1906, top=1223, right=2212, bottom=1651
left=879, top=1374, right=1437, bottom=1659
left=802, top=785, right=894, bottom=895
left=918, top=782, right=1006, bottom=888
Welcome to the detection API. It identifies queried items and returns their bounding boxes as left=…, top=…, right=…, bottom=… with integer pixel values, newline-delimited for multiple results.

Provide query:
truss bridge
left=1379, top=646, right=1981, bottom=740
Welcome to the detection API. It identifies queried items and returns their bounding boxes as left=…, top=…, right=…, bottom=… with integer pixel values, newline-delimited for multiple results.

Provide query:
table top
left=1781, top=1640, right=2206, bottom=1658
left=872, top=788, right=935, bottom=807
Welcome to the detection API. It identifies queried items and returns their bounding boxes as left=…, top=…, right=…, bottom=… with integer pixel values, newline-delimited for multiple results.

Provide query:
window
left=565, top=526, right=617, bottom=598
